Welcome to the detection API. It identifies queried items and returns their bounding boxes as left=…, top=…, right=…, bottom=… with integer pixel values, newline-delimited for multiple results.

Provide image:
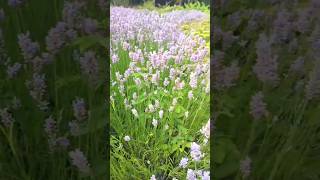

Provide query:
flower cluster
left=111, top=7, right=210, bottom=179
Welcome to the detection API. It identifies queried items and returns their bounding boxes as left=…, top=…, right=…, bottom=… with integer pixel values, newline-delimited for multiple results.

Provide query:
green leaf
left=72, top=35, right=107, bottom=52
left=213, top=143, right=227, bottom=164
left=214, top=160, right=239, bottom=178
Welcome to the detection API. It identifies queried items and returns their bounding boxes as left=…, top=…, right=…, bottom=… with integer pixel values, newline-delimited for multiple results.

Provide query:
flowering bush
left=110, top=6, right=210, bottom=179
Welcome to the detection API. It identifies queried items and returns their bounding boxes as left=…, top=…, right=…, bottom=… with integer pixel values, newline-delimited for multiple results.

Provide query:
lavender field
left=213, top=0, right=320, bottom=179
left=110, top=4, right=210, bottom=179
left=0, top=0, right=107, bottom=179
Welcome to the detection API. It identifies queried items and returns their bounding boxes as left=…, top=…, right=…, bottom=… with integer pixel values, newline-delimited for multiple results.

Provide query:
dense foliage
left=213, top=0, right=320, bottom=179
left=0, top=0, right=108, bottom=179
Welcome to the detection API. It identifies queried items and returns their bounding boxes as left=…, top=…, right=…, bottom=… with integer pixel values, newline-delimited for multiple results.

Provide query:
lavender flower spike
left=79, top=51, right=99, bottom=84
left=7, top=62, right=22, bottom=79
left=8, top=0, right=24, bottom=7
left=69, top=149, right=91, bottom=174
left=72, top=97, right=87, bottom=121
left=253, top=33, right=279, bottom=86
left=240, top=156, right=252, bottom=178
left=249, top=91, right=269, bottom=120
left=18, top=32, right=39, bottom=61
left=0, top=108, right=14, bottom=128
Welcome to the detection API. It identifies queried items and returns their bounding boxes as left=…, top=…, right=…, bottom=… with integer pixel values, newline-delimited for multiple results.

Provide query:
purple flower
left=45, top=22, right=68, bottom=54
left=26, top=73, right=48, bottom=109
left=249, top=92, right=269, bottom=120
left=7, top=62, right=22, bottom=79
left=79, top=51, right=99, bottom=84
left=18, top=32, right=39, bottom=61
left=69, top=149, right=90, bottom=173
left=44, top=116, right=57, bottom=138
left=69, top=120, right=80, bottom=136
left=62, top=1, right=84, bottom=29
left=295, top=8, right=313, bottom=34
left=82, top=18, right=98, bottom=35
left=272, top=9, right=293, bottom=43
left=289, top=57, right=304, bottom=75
left=8, top=0, right=23, bottom=7
left=56, top=137, right=70, bottom=148
left=72, top=97, right=87, bottom=121
left=41, top=52, right=54, bottom=65
left=0, top=108, right=14, bottom=127
left=240, top=157, right=252, bottom=178
left=214, top=63, right=240, bottom=90
left=253, top=33, right=279, bottom=86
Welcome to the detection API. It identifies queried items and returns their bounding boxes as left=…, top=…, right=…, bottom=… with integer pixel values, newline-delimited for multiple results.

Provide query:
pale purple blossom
left=82, top=18, right=98, bottom=34
left=253, top=33, right=279, bottom=86
left=179, top=157, right=188, bottom=168
left=69, top=149, right=90, bottom=173
left=18, top=32, right=39, bottom=60
left=72, top=97, right=87, bottom=121
left=7, top=62, right=22, bottom=79
left=190, top=142, right=203, bottom=161
left=240, top=157, right=252, bottom=178
left=8, top=0, right=23, bottom=7
left=79, top=51, right=99, bottom=84
left=250, top=92, right=268, bottom=120
left=187, top=169, right=196, bottom=180
left=69, top=120, right=80, bottom=136
left=0, top=108, right=14, bottom=127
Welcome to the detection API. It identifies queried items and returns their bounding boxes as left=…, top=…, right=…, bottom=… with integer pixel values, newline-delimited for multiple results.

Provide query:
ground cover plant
left=0, top=0, right=108, bottom=179
left=110, top=4, right=210, bottom=179
left=213, top=0, right=320, bottom=179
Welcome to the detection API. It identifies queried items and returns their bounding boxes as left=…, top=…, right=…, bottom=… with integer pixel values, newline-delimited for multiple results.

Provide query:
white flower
left=152, top=119, right=158, bottom=127
left=148, top=104, right=155, bottom=112
left=131, top=109, right=138, bottom=118
left=154, top=100, right=160, bottom=108
left=196, top=170, right=203, bottom=176
left=188, top=91, right=193, bottom=100
left=150, top=175, right=156, bottom=180
left=201, top=171, right=210, bottom=180
left=169, top=106, right=174, bottom=112
left=164, top=124, right=169, bottom=130
left=163, top=78, right=170, bottom=86
left=134, top=78, right=141, bottom=86
left=185, top=111, right=189, bottom=118
left=133, top=92, right=137, bottom=100
left=159, top=110, right=164, bottom=119
left=178, top=157, right=188, bottom=168
left=190, top=142, right=203, bottom=161
left=187, top=169, right=196, bottom=180
left=124, top=136, right=131, bottom=142
left=200, top=119, right=210, bottom=139
left=172, top=98, right=177, bottom=106
left=172, top=178, right=178, bottom=180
